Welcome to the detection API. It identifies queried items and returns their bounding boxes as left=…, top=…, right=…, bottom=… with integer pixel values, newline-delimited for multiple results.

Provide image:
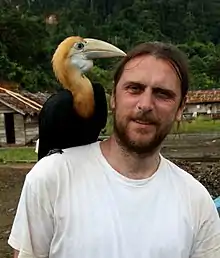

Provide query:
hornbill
left=37, top=36, right=126, bottom=160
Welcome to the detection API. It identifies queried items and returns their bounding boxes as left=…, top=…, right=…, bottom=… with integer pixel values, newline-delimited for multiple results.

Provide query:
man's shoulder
left=47, top=141, right=99, bottom=161
left=164, top=156, right=200, bottom=182
left=162, top=156, right=212, bottom=199
left=26, top=142, right=100, bottom=184
left=162, top=156, right=218, bottom=217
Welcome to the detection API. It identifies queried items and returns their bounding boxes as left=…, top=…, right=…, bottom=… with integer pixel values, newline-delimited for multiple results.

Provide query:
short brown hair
left=113, top=41, right=189, bottom=104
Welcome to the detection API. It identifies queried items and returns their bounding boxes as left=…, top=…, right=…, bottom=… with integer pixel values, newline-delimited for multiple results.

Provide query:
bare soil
left=0, top=133, right=220, bottom=257
left=0, top=165, right=31, bottom=258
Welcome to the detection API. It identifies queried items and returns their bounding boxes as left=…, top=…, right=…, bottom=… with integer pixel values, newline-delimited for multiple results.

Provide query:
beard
left=112, top=108, right=174, bottom=156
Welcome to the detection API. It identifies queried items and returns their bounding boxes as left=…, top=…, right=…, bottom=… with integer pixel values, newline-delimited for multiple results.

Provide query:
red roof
left=186, top=90, right=220, bottom=104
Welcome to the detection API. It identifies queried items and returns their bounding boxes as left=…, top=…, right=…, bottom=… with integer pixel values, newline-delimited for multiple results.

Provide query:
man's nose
left=136, top=89, right=154, bottom=112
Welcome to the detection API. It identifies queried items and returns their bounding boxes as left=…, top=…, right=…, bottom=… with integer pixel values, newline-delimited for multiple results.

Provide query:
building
left=0, top=88, right=49, bottom=146
left=184, top=89, right=220, bottom=116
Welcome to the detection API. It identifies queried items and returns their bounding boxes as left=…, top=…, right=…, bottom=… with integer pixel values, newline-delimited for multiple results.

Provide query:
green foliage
left=87, top=66, right=114, bottom=94
left=0, top=0, right=220, bottom=92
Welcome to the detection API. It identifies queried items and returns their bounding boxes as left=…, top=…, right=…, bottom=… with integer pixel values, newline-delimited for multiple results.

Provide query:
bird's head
left=52, top=36, right=126, bottom=75
left=51, top=36, right=126, bottom=118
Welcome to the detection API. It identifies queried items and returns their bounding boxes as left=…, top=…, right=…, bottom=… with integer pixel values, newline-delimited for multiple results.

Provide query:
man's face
left=111, top=54, right=185, bottom=155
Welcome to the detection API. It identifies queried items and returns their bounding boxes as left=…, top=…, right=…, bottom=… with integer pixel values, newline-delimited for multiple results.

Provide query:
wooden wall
left=14, top=114, right=25, bottom=145
left=0, top=103, right=38, bottom=146
left=0, top=103, right=13, bottom=145
left=0, top=113, right=6, bottom=145
left=185, top=102, right=220, bottom=114
left=14, top=115, right=38, bottom=145
left=24, top=115, right=38, bottom=144
left=0, top=102, right=13, bottom=113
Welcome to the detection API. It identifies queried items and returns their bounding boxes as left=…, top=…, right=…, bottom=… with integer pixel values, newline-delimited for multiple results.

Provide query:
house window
left=4, top=113, right=15, bottom=144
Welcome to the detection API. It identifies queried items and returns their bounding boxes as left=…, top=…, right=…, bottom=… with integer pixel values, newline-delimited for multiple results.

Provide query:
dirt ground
left=0, top=133, right=220, bottom=257
left=0, top=165, right=29, bottom=258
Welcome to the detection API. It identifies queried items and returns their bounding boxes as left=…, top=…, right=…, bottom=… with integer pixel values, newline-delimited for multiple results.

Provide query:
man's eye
left=155, top=91, right=174, bottom=100
left=157, top=92, right=168, bottom=97
left=127, top=85, right=142, bottom=94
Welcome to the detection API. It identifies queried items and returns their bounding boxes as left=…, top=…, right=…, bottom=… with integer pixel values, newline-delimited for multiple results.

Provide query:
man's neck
left=100, top=136, right=161, bottom=180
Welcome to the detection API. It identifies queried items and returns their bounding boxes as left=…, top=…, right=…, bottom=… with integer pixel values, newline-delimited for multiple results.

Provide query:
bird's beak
left=83, top=38, right=126, bottom=59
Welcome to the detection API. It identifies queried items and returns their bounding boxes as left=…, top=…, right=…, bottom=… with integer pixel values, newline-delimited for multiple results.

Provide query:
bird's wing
left=37, top=85, right=108, bottom=161
left=38, top=89, right=75, bottom=160
left=90, top=82, right=108, bottom=134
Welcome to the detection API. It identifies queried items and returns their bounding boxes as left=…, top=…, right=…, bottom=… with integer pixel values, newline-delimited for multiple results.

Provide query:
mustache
left=132, top=111, right=159, bottom=125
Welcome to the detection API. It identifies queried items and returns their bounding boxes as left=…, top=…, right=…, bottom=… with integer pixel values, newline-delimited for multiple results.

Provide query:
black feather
left=37, top=83, right=108, bottom=160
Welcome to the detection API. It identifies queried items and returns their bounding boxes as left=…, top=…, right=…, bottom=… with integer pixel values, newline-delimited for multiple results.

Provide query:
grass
left=0, top=147, right=37, bottom=163
left=172, top=116, right=220, bottom=134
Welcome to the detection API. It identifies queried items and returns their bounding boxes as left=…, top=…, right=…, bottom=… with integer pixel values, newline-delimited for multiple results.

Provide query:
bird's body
left=37, top=36, right=126, bottom=160
left=38, top=84, right=107, bottom=160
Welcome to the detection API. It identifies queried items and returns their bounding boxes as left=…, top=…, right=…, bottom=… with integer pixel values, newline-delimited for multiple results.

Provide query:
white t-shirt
left=8, top=141, right=220, bottom=258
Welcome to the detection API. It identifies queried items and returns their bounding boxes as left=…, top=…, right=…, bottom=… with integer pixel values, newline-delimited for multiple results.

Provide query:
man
left=8, top=42, right=220, bottom=258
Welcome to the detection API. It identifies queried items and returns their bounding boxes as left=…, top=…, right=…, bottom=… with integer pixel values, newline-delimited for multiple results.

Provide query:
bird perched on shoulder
left=37, top=36, right=126, bottom=160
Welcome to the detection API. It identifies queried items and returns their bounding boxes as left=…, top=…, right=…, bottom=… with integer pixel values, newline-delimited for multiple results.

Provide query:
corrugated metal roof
left=0, top=88, right=50, bottom=116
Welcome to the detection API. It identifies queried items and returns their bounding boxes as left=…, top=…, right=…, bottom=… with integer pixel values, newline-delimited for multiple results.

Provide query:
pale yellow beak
left=83, top=38, right=126, bottom=59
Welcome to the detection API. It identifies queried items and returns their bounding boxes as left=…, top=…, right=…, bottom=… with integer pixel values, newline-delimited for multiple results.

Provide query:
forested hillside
left=1, top=0, right=220, bottom=93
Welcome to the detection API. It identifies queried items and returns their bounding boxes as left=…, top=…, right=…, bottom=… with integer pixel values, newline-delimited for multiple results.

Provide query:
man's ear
left=176, top=97, right=186, bottom=122
left=110, top=91, right=116, bottom=111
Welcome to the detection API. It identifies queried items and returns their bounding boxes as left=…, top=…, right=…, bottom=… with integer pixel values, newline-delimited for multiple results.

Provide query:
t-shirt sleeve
left=8, top=166, right=54, bottom=258
left=190, top=190, right=220, bottom=258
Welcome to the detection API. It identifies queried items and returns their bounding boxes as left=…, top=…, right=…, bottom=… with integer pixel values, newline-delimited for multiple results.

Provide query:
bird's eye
left=74, top=42, right=85, bottom=50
